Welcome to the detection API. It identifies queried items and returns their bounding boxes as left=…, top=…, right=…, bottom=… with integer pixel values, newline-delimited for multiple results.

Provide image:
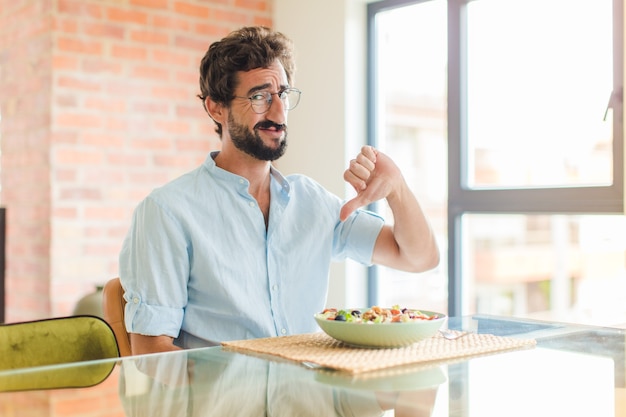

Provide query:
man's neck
left=214, top=148, right=272, bottom=193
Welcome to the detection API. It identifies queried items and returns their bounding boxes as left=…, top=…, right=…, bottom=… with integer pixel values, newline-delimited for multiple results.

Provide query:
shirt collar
left=204, top=151, right=291, bottom=196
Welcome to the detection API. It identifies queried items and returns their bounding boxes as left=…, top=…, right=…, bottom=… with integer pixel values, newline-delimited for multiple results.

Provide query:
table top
left=1, top=315, right=625, bottom=417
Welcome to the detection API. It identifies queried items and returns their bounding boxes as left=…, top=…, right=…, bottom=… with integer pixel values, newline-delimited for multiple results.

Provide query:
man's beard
left=228, top=113, right=287, bottom=161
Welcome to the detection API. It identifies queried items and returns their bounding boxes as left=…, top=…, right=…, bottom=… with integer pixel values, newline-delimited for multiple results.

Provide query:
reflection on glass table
left=0, top=315, right=624, bottom=417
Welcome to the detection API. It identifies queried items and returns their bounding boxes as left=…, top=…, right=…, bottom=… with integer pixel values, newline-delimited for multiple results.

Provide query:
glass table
left=1, top=315, right=624, bottom=417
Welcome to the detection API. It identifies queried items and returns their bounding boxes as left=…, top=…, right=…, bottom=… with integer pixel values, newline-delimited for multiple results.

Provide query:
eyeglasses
left=234, top=88, right=302, bottom=114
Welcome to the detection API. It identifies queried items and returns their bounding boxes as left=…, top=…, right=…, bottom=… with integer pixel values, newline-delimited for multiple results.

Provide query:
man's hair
left=198, top=26, right=296, bottom=136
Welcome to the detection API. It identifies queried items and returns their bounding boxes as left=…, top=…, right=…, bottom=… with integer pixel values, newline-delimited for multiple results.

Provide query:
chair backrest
left=0, top=315, right=119, bottom=391
left=102, top=277, right=132, bottom=357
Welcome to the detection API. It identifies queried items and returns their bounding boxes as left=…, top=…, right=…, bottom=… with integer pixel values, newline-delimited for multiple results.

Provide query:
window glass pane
left=464, top=213, right=626, bottom=325
left=466, top=0, right=614, bottom=189
left=374, top=0, right=448, bottom=313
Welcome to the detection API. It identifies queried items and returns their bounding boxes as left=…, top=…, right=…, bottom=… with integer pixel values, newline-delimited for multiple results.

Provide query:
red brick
left=131, top=137, right=172, bottom=150
left=153, top=154, right=196, bottom=168
left=50, top=131, right=79, bottom=145
left=84, top=97, right=127, bottom=113
left=55, top=113, right=103, bottom=129
left=82, top=21, right=126, bottom=39
left=81, top=58, right=125, bottom=75
left=103, top=117, right=130, bottom=132
left=58, top=0, right=103, bottom=19
left=151, top=85, right=193, bottom=100
left=195, top=22, right=226, bottom=36
left=53, top=207, right=79, bottom=219
left=132, top=101, right=170, bottom=114
left=84, top=169, right=125, bottom=184
left=59, top=187, right=102, bottom=200
left=197, top=0, right=229, bottom=4
left=235, top=0, right=270, bottom=12
left=52, top=54, right=80, bottom=71
left=130, top=170, right=173, bottom=184
left=57, top=75, right=101, bottom=91
left=80, top=133, right=125, bottom=147
left=176, top=69, right=198, bottom=84
left=174, top=1, right=210, bottom=18
left=53, top=17, right=79, bottom=33
left=176, top=138, right=212, bottom=152
left=106, top=153, right=148, bottom=166
left=106, top=7, right=148, bottom=25
left=151, top=15, right=191, bottom=31
left=174, top=34, right=210, bottom=51
left=110, top=43, right=148, bottom=60
left=253, top=16, right=273, bottom=27
left=84, top=206, right=129, bottom=221
left=55, top=169, right=78, bottom=181
left=131, top=0, right=170, bottom=9
left=176, top=104, right=205, bottom=118
left=55, top=94, right=78, bottom=107
left=57, top=36, right=104, bottom=55
left=155, top=119, right=191, bottom=134
left=152, top=49, right=192, bottom=66
left=84, top=243, right=125, bottom=256
left=213, top=9, right=250, bottom=25
left=130, top=29, right=170, bottom=44
left=130, top=64, right=171, bottom=81
left=55, top=149, right=105, bottom=165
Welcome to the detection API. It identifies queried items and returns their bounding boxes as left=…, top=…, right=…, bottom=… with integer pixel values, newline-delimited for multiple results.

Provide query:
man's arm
left=340, top=146, right=439, bottom=273
left=130, top=333, right=183, bottom=355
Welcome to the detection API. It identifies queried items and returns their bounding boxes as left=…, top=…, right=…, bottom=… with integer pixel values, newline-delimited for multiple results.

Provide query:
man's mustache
left=255, top=121, right=286, bottom=131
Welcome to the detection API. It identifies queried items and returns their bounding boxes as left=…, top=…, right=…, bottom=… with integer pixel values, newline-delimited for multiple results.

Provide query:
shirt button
left=239, top=179, right=245, bottom=184
left=132, top=297, right=139, bottom=304
left=272, top=284, right=278, bottom=291
left=281, top=328, right=287, bottom=335
left=249, top=201, right=255, bottom=207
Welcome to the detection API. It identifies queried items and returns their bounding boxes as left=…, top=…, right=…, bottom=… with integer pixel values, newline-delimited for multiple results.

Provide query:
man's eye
left=250, top=93, right=267, bottom=101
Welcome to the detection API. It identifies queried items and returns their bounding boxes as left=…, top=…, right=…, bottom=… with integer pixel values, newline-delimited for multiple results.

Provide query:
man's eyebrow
left=246, top=83, right=290, bottom=95
left=246, top=83, right=272, bottom=95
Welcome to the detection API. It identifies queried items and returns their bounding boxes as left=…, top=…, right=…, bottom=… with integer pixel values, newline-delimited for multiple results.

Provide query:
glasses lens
left=282, top=89, right=301, bottom=110
left=249, top=92, right=271, bottom=114
left=246, top=90, right=301, bottom=114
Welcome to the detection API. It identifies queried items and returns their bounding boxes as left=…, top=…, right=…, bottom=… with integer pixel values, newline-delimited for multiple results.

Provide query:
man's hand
left=340, top=145, right=440, bottom=272
left=340, top=146, right=401, bottom=221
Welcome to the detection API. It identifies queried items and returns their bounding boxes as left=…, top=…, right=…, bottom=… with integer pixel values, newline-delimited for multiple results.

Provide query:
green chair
left=0, top=315, right=119, bottom=392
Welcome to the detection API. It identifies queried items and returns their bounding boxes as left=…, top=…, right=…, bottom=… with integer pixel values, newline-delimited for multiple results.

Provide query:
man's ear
left=206, top=98, right=226, bottom=124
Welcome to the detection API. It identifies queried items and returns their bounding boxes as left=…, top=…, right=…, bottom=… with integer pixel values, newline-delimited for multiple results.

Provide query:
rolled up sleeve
left=119, top=196, right=189, bottom=338
left=333, top=209, right=384, bottom=266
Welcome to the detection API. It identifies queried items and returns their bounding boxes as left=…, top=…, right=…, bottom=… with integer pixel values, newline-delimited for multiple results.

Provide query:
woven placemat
left=222, top=331, right=536, bottom=374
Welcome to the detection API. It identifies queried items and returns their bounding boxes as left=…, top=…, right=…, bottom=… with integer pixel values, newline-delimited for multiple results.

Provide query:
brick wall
left=0, top=0, right=54, bottom=320
left=0, top=0, right=273, bottom=321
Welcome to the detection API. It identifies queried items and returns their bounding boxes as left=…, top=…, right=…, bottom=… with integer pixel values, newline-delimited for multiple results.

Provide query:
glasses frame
left=233, top=88, right=302, bottom=114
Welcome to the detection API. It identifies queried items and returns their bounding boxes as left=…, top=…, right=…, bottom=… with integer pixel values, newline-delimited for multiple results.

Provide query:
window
left=367, top=0, right=448, bottom=314
left=369, top=0, right=625, bottom=324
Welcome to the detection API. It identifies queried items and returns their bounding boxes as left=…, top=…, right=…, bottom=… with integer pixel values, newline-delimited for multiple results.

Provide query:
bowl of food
left=314, top=306, right=446, bottom=348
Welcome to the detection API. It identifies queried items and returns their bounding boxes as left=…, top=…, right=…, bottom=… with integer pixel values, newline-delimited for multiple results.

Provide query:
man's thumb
left=339, top=196, right=363, bottom=222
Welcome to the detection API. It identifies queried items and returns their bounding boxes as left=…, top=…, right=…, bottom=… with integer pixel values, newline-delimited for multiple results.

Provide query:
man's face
left=227, top=60, right=290, bottom=161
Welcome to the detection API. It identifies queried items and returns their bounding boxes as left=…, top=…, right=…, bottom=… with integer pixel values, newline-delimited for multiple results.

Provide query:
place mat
left=222, top=331, right=536, bottom=374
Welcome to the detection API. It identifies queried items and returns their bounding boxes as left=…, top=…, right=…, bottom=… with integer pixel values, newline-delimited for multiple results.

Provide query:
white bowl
left=314, top=308, right=446, bottom=348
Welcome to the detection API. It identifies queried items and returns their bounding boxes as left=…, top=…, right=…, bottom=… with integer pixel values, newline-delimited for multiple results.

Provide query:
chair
left=0, top=315, right=119, bottom=391
left=102, top=277, right=132, bottom=357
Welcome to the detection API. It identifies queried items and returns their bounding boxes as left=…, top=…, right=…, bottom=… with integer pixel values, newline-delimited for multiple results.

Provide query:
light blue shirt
left=119, top=151, right=384, bottom=347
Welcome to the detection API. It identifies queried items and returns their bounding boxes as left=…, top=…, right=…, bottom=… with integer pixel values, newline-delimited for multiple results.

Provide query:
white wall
left=273, top=0, right=371, bottom=307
